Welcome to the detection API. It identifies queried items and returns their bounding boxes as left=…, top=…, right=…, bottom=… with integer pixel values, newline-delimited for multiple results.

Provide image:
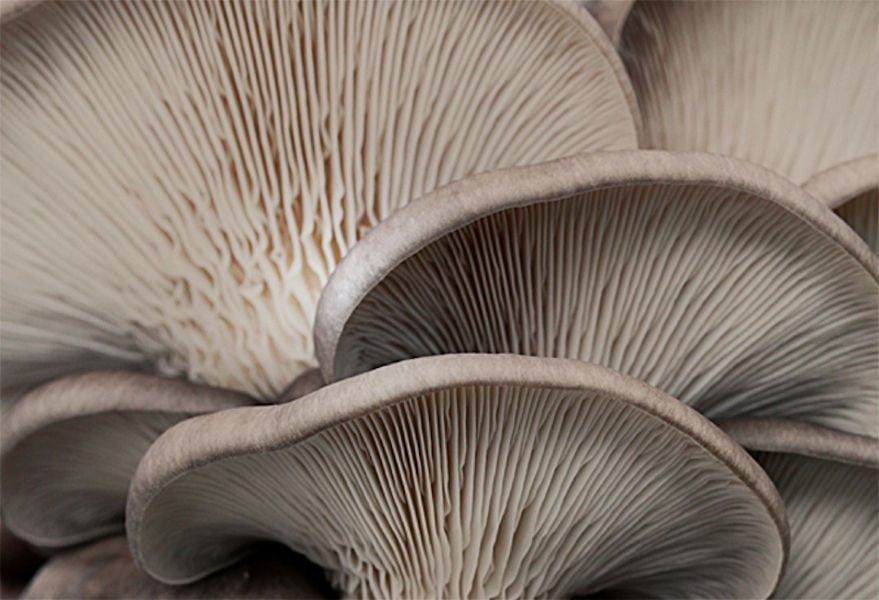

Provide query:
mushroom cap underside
left=128, top=354, right=786, bottom=599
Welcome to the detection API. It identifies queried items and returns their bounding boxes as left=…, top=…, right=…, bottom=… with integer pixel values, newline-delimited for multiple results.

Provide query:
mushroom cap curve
left=716, top=417, right=879, bottom=468
left=802, top=155, right=879, bottom=211
left=127, top=354, right=787, bottom=598
left=0, top=0, right=640, bottom=399
left=718, top=417, right=879, bottom=599
left=1, top=371, right=253, bottom=548
left=803, top=155, right=879, bottom=255
left=315, top=150, right=878, bottom=436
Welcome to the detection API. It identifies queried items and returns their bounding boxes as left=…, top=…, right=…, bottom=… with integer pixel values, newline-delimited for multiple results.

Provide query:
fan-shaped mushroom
left=0, top=371, right=252, bottom=548
left=127, top=354, right=786, bottom=598
left=0, top=0, right=639, bottom=399
left=618, top=0, right=878, bottom=182
left=803, top=155, right=878, bottom=255
left=22, top=537, right=334, bottom=600
left=315, top=151, right=878, bottom=436
left=718, top=418, right=879, bottom=599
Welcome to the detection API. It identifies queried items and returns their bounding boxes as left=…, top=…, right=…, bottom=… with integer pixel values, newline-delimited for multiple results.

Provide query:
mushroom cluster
left=0, top=1, right=876, bottom=599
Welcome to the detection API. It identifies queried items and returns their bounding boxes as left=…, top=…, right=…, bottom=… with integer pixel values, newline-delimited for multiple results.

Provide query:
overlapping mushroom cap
left=0, top=371, right=252, bottom=548
left=0, top=0, right=639, bottom=399
left=315, top=151, right=879, bottom=437
left=127, top=354, right=786, bottom=599
left=618, top=0, right=879, bottom=182
left=804, top=155, right=879, bottom=255
left=22, top=537, right=334, bottom=600
left=718, top=418, right=879, bottom=599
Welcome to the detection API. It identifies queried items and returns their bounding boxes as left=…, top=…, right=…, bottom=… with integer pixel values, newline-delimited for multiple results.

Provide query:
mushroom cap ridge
left=802, top=154, right=879, bottom=211
left=315, top=150, right=879, bottom=383
left=1, top=371, right=252, bottom=548
left=716, top=417, right=879, bottom=468
left=127, top=353, right=788, bottom=596
left=1, top=0, right=641, bottom=399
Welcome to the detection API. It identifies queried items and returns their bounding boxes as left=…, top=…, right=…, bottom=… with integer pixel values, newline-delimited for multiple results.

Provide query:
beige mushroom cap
left=128, top=354, right=786, bottom=598
left=803, top=155, right=879, bottom=255
left=315, top=151, right=878, bottom=437
left=1, top=371, right=252, bottom=548
left=1, top=0, right=639, bottom=399
left=718, top=418, right=879, bottom=599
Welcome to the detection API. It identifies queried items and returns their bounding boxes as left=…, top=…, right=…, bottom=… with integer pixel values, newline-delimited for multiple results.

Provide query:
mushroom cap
left=618, top=0, right=879, bottom=183
left=127, top=354, right=787, bottom=598
left=803, top=155, right=879, bottom=255
left=315, top=151, right=879, bottom=436
left=717, top=418, right=879, bottom=599
left=22, top=537, right=335, bottom=600
left=0, top=0, right=639, bottom=399
left=0, top=371, right=252, bottom=548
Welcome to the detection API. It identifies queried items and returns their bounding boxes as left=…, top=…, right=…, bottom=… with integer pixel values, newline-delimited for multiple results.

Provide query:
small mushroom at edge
left=717, top=417, right=879, bottom=599
left=1, top=371, right=252, bottom=549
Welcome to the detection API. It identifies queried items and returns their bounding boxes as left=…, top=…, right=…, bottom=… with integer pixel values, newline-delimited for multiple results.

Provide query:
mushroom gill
left=315, top=151, right=879, bottom=437
left=718, top=418, right=879, bottom=599
left=128, top=355, right=786, bottom=599
left=618, top=0, right=879, bottom=182
left=0, top=371, right=252, bottom=548
left=0, top=0, right=639, bottom=399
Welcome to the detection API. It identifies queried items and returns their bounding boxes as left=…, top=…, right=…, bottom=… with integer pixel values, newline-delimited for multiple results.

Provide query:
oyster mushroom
left=618, top=0, right=878, bottom=182
left=0, top=371, right=252, bottom=549
left=23, top=537, right=334, bottom=600
left=718, top=417, right=879, bottom=599
left=0, top=0, right=639, bottom=399
left=127, top=354, right=787, bottom=598
left=803, top=155, right=878, bottom=255
left=315, top=151, right=879, bottom=437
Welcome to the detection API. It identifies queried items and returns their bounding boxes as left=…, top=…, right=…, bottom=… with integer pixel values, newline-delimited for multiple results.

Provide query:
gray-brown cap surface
left=128, top=354, right=786, bottom=598
left=1, top=371, right=252, bottom=549
left=315, top=151, right=878, bottom=437
left=803, top=155, right=879, bottom=255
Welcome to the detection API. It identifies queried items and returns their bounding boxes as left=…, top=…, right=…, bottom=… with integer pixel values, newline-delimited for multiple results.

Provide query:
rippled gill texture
left=0, top=0, right=637, bottom=398
left=837, top=190, right=879, bottom=256
left=754, top=453, right=878, bottom=599
left=619, top=1, right=879, bottom=183
left=332, top=185, right=878, bottom=436
left=2, top=411, right=183, bottom=548
left=134, top=384, right=782, bottom=598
